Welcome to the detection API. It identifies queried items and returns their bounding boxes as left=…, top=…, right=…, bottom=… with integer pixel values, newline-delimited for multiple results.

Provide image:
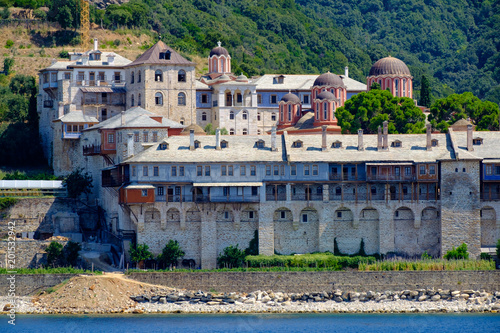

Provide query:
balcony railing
left=367, top=174, right=416, bottom=182
left=266, top=193, right=286, bottom=201
left=83, top=144, right=101, bottom=156
left=210, top=195, right=260, bottom=203
left=291, top=193, right=323, bottom=201
left=329, top=174, right=362, bottom=181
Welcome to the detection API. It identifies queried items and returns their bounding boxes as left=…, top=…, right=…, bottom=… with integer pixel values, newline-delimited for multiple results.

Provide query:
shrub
left=63, top=168, right=93, bottom=199
left=245, top=230, right=258, bottom=256
left=63, top=241, right=81, bottom=266
left=157, top=240, right=185, bottom=268
left=245, top=253, right=376, bottom=270
left=356, top=238, right=367, bottom=256
left=421, top=251, right=432, bottom=260
left=217, top=245, right=246, bottom=268
left=129, top=243, right=153, bottom=264
left=45, top=241, right=63, bottom=267
left=4, top=39, right=13, bottom=49
left=0, top=198, right=18, bottom=210
left=59, top=50, right=69, bottom=59
left=480, top=253, right=492, bottom=261
left=444, top=243, right=469, bottom=260
left=113, top=39, right=121, bottom=46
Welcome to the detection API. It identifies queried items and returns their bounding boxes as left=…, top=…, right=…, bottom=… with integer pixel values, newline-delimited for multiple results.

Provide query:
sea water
left=2, top=313, right=500, bottom=333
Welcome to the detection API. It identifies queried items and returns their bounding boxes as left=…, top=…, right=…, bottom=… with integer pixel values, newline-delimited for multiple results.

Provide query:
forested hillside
left=81, top=0, right=499, bottom=104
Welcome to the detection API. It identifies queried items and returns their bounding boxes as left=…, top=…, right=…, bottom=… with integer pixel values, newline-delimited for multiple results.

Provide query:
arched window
left=315, top=103, right=319, bottom=119
left=395, top=79, right=399, bottom=96
left=317, top=186, right=322, bottom=195
left=242, top=128, right=248, bottom=135
left=402, top=78, right=407, bottom=97
left=155, top=92, right=163, bottom=105
left=242, top=110, right=248, bottom=120
left=138, top=70, right=141, bottom=82
left=180, top=117, right=185, bottom=125
left=230, top=128, right=235, bottom=135
left=221, top=59, right=225, bottom=73
left=229, top=111, right=234, bottom=120
left=178, top=92, right=186, bottom=106
left=138, top=93, right=141, bottom=106
left=131, top=94, right=135, bottom=107
left=280, top=106, right=284, bottom=122
left=155, top=70, right=163, bottom=82
left=131, top=72, right=135, bottom=84
left=257, top=113, right=261, bottom=121
left=178, top=69, right=186, bottom=82
left=212, top=58, right=217, bottom=72
left=271, top=113, right=276, bottom=121
left=288, top=104, right=291, bottom=121
left=323, top=102, right=328, bottom=120
left=201, top=112, right=207, bottom=121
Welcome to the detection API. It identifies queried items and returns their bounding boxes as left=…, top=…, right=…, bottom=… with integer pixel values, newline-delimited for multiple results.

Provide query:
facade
left=102, top=124, right=500, bottom=269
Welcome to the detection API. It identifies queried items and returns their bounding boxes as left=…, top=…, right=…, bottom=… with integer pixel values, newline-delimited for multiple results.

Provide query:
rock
left=409, top=291, right=419, bottom=297
left=151, top=296, right=160, bottom=302
left=167, top=295, right=179, bottom=302
left=431, top=295, right=441, bottom=302
left=491, top=303, right=500, bottom=310
left=334, top=296, right=343, bottom=303
left=451, top=291, right=461, bottom=297
left=459, top=294, right=470, bottom=300
left=89, top=285, right=95, bottom=291
left=159, top=297, right=166, bottom=304
left=261, top=296, right=271, bottom=303
left=418, top=295, right=428, bottom=302
left=462, top=290, right=475, bottom=295
left=3, top=304, right=13, bottom=311
left=244, top=299, right=255, bottom=304
left=207, top=301, right=220, bottom=306
left=314, top=297, right=323, bottom=302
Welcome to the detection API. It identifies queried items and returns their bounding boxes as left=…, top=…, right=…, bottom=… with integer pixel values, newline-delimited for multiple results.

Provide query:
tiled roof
left=252, top=74, right=366, bottom=92
left=87, top=107, right=184, bottom=130
left=127, top=41, right=195, bottom=66
left=41, top=52, right=132, bottom=70
left=55, top=111, right=98, bottom=123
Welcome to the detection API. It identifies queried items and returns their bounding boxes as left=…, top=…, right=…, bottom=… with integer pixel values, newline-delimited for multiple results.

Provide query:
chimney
left=382, top=121, right=388, bottom=150
left=215, top=128, right=221, bottom=150
left=271, top=126, right=277, bottom=151
left=189, top=129, right=195, bottom=150
left=344, top=66, right=349, bottom=78
left=121, top=111, right=125, bottom=126
left=127, top=133, right=134, bottom=158
left=426, top=123, right=432, bottom=150
left=358, top=129, right=364, bottom=151
left=321, top=125, right=327, bottom=151
left=377, top=126, right=382, bottom=150
left=58, top=102, right=64, bottom=119
left=467, top=124, right=473, bottom=151
left=94, top=38, right=98, bottom=51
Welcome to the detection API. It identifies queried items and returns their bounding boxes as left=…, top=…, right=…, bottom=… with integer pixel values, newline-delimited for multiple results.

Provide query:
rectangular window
left=429, top=165, right=436, bottom=175
left=143, top=166, right=148, bottom=176
left=303, top=94, right=310, bottom=104
left=134, top=132, right=139, bottom=142
left=175, top=186, right=181, bottom=195
left=114, top=72, right=121, bottom=83
left=223, top=187, right=229, bottom=196
left=251, top=186, right=258, bottom=196
left=197, top=166, right=202, bottom=176
left=141, top=189, right=148, bottom=197
left=250, top=165, right=256, bottom=176
left=107, top=133, right=114, bottom=143
left=291, top=165, right=297, bottom=176
left=273, top=165, right=279, bottom=176
left=201, top=94, right=208, bottom=103
left=152, top=132, right=158, bottom=142
left=270, top=95, right=277, bottom=104
left=302, top=214, right=308, bottom=223
left=179, top=166, right=185, bottom=176
left=248, top=211, right=254, bottom=219
left=143, top=132, right=148, bottom=142
left=257, top=94, right=262, bottom=104
left=280, top=165, right=285, bottom=176
left=280, top=211, right=286, bottom=219
left=132, top=166, right=136, bottom=177
left=171, top=166, right=177, bottom=177
left=228, top=165, right=233, bottom=176
left=405, top=167, right=411, bottom=176
left=312, top=165, right=318, bottom=176
left=64, top=72, right=71, bottom=80
left=153, top=166, right=159, bottom=177
left=205, top=166, right=211, bottom=176
left=486, top=165, right=492, bottom=175
left=304, top=165, right=310, bottom=176
left=495, top=166, right=500, bottom=175
left=420, top=165, right=426, bottom=175
left=371, top=167, right=377, bottom=176
left=395, top=167, right=400, bottom=176
left=266, top=165, right=271, bottom=176
left=157, top=186, right=164, bottom=196
left=222, top=166, right=227, bottom=176
left=240, top=165, right=246, bottom=176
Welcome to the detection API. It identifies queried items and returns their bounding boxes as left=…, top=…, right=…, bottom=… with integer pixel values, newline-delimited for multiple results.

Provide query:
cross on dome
left=217, top=41, right=221, bottom=47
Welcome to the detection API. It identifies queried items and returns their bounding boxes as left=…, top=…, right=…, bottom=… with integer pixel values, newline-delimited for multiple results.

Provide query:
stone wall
left=0, top=274, right=76, bottom=296
left=127, top=271, right=500, bottom=294
left=0, top=240, right=67, bottom=268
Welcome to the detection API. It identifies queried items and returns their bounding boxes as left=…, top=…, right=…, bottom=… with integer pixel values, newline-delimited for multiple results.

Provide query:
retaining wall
left=0, top=274, right=77, bottom=296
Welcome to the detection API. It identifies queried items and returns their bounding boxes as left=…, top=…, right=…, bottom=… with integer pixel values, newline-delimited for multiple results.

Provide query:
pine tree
left=420, top=75, right=431, bottom=107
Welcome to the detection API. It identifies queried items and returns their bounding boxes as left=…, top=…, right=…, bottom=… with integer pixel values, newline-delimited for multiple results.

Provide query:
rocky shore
left=3, top=288, right=500, bottom=314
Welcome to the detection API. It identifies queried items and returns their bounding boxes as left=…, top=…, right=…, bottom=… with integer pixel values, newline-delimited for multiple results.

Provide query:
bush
left=113, top=39, right=121, bottom=46
left=217, top=245, right=246, bottom=268
left=157, top=240, right=185, bottom=268
left=421, top=251, right=432, bottom=260
left=63, top=241, right=81, bottom=266
left=245, top=230, right=258, bottom=256
left=129, top=243, right=153, bottom=264
left=444, top=243, right=469, bottom=260
left=0, top=198, right=18, bottom=210
left=45, top=241, right=63, bottom=267
left=59, top=50, right=69, bottom=59
left=4, top=39, right=13, bottom=49
left=480, top=253, right=492, bottom=261
left=63, top=168, right=93, bottom=199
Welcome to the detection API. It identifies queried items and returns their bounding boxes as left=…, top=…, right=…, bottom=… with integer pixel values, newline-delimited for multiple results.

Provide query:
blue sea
left=2, top=314, right=500, bottom=333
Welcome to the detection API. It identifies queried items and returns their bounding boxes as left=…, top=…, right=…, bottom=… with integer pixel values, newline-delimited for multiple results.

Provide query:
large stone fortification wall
left=128, top=271, right=500, bottom=294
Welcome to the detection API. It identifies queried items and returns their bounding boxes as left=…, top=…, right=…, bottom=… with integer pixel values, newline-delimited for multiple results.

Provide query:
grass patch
left=358, top=259, right=495, bottom=271
left=245, top=253, right=376, bottom=270
left=0, top=267, right=102, bottom=274
left=125, top=266, right=367, bottom=274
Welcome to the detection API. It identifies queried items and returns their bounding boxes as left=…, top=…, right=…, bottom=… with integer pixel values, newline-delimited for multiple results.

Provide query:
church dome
left=316, top=91, right=336, bottom=101
left=217, top=74, right=230, bottom=82
left=210, top=42, right=229, bottom=57
left=281, top=93, right=300, bottom=104
left=313, top=72, right=344, bottom=87
left=369, top=56, right=411, bottom=76
left=236, top=74, right=248, bottom=82
left=180, top=123, right=206, bottom=136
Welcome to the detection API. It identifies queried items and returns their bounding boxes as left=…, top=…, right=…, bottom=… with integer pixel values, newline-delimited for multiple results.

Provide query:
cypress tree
left=420, top=75, right=431, bottom=107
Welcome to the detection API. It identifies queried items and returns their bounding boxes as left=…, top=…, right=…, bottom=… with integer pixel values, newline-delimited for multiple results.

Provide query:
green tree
left=62, top=168, right=93, bottom=199
left=217, top=244, right=246, bottom=268
left=129, top=243, right=153, bottom=266
left=47, top=0, right=79, bottom=30
left=157, top=240, right=185, bottom=268
left=370, top=82, right=381, bottom=90
left=1, top=7, right=10, bottom=20
left=45, top=241, right=63, bottom=267
left=444, top=243, right=469, bottom=260
left=335, top=89, right=425, bottom=134
left=429, top=92, right=500, bottom=131
left=245, top=230, right=259, bottom=256
left=420, top=75, right=432, bottom=107
left=62, top=241, right=81, bottom=266
left=3, top=58, right=14, bottom=75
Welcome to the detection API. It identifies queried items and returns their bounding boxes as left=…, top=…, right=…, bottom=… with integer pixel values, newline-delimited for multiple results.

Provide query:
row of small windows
left=259, top=94, right=310, bottom=105
left=131, top=131, right=159, bottom=143
left=485, top=165, right=500, bottom=175
left=154, top=92, right=186, bottom=106
left=153, top=69, right=187, bottom=83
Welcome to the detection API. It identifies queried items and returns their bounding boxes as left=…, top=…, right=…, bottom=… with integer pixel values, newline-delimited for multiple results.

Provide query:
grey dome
left=316, top=91, right=336, bottom=101
left=369, top=56, right=411, bottom=76
left=313, top=72, right=344, bottom=87
left=281, top=93, right=300, bottom=104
